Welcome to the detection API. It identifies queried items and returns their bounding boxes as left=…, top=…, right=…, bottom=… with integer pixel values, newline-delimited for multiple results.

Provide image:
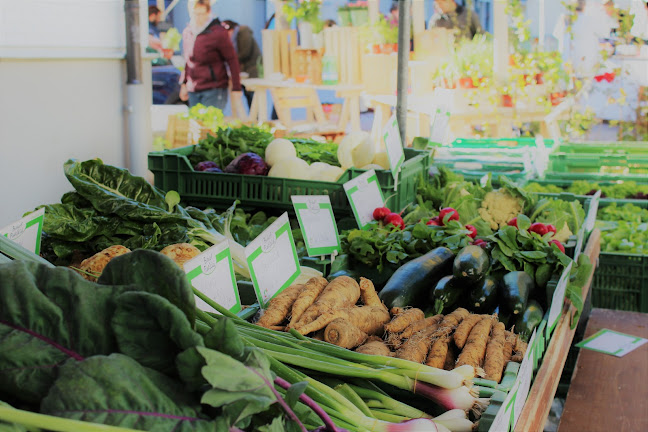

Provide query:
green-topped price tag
left=547, top=262, right=573, bottom=339
left=1, top=208, right=45, bottom=255
left=429, top=108, right=450, bottom=146
left=584, top=190, right=601, bottom=233
left=382, top=114, right=405, bottom=185
left=574, top=226, right=585, bottom=261
left=490, top=383, right=519, bottom=432
left=245, top=213, right=300, bottom=308
left=184, top=241, right=241, bottom=314
left=575, top=328, right=648, bottom=357
left=343, top=170, right=385, bottom=230
left=291, top=196, right=340, bottom=257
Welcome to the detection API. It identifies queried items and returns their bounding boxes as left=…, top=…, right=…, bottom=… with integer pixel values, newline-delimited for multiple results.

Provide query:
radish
left=426, top=217, right=440, bottom=226
left=549, top=239, right=565, bottom=253
left=373, top=207, right=391, bottom=221
left=507, top=217, right=518, bottom=228
left=546, top=224, right=557, bottom=235
left=438, top=208, right=459, bottom=224
left=529, top=223, right=548, bottom=236
left=465, top=225, right=477, bottom=239
left=384, top=213, right=405, bottom=229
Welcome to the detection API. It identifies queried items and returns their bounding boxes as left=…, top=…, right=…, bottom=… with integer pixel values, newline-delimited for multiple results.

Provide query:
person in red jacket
left=179, top=0, right=242, bottom=109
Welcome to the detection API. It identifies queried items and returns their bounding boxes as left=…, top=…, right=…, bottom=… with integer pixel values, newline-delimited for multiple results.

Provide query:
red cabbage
left=224, top=152, right=269, bottom=175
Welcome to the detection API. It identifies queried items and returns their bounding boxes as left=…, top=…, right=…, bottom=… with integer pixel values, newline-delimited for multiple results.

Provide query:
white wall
left=0, top=0, right=153, bottom=228
left=0, top=58, right=128, bottom=227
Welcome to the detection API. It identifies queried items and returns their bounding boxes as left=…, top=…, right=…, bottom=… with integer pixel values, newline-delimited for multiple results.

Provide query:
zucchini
left=452, top=245, right=490, bottom=285
left=470, top=276, right=498, bottom=313
left=236, top=280, right=258, bottom=306
left=379, top=247, right=454, bottom=309
left=515, top=300, right=544, bottom=342
left=500, top=271, right=534, bottom=315
left=430, top=276, right=464, bottom=314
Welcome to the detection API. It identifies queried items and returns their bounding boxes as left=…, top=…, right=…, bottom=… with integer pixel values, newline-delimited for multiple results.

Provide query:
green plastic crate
left=593, top=253, right=648, bottom=312
left=451, top=138, right=555, bottom=149
left=556, top=141, right=648, bottom=155
left=148, top=146, right=430, bottom=216
left=548, top=151, right=648, bottom=175
left=544, top=171, right=648, bottom=183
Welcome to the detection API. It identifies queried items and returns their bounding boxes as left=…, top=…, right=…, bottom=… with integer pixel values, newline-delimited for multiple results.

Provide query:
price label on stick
left=292, top=196, right=340, bottom=257
left=343, top=170, right=385, bottom=230
left=584, top=190, right=601, bottom=233
left=245, top=213, right=301, bottom=308
left=547, top=261, right=573, bottom=339
left=429, top=108, right=450, bottom=146
left=1, top=208, right=45, bottom=255
left=382, top=114, right=405, bottom=185
left=513, top=330, right=537, bottom=427
left=184, top=241, right=241, bottom=314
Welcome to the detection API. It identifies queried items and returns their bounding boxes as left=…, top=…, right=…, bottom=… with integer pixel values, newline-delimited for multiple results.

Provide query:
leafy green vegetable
left=529, top=198, right=585, bottom=242
left=565, top=254, right=593, bottom=328
left=180, top=103, right=226, bottom=132
left=111, top=292, right=203, bottom=376
left=189, top=125, right=274, bottom=169
left=41, top=354, right=215, bottom=432
left=165, top=191, right=181, bottom=212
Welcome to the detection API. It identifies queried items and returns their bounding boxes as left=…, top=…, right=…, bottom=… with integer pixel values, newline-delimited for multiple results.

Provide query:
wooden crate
left=262, top=29, right=298, bottom=78
left=292, top=49, right=323, bottom=84
left=322, top=27, right=362, bottom=84
left=361, top=53, right=398, bottom=94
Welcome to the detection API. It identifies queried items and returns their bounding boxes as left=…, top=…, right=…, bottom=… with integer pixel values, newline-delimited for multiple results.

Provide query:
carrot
left=359, top=277, right=385, bottom=310
left=434, top=308, right=471, bottom=338
left=483, top=322, right=506, bottom=382
left=503, top=331, right=516, bottom=366
left=456, top=315, right=494, bottom=369
left=443, top=342, right=457, bottom=370
left=395, top=322, right=442, bottom=363
left=400, top=315, right=444, bottom=340
left=453, top=313, right=484, bottom=349
left=426, top=336, right=451, bottom=369
left=356, top=338, right=393, bottom=356
left=295, top=305, right=390, bottom=336
left=293, top=276, right=361, bottom=329
left=287, top=276, right=329, bottom=328
left=384, top=308, right=425, bottom=333
left=511, top=337, right=528, bottom=363
left=324, top=319, right=369, bottom=349
left=256, top=284, right=305, bottom=328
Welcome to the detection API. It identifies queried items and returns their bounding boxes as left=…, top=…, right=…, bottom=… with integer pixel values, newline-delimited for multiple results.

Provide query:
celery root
left=288, top=276, right=328, bottom=328
left=385, top=308, right=425, bottom=333
left=324, top=319, right=368, bottom=349
left=256, top=284, right=305, bottom=328
left=293, top=276, right=360, bottom=329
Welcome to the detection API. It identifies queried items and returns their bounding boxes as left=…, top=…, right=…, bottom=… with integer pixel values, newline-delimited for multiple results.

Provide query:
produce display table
left=558, top=308, right=648, bottom=432
left=242, top=78, right=363, bottom=133
left=513, top=230, right=601, bottom=432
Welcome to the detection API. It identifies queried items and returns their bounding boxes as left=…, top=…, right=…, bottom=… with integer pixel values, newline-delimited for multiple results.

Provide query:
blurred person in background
left=179, top=0, right=242, bottom=110
left=222, top=20, right=262, bottom=109
left=387, top=2, right=399, bottom=27
left=148, top=6, right=163, bottom=51
left=428, top=0, right=483, bottom=40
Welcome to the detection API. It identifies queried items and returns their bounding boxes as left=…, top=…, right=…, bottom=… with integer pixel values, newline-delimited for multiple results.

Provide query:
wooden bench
left=558, top=308, right=648, bottom=432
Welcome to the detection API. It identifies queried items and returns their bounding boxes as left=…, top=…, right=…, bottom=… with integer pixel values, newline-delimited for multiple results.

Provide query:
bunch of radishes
left=507, top=218, right=565, bottom=252
left=372, top=207, right=404, bottom=229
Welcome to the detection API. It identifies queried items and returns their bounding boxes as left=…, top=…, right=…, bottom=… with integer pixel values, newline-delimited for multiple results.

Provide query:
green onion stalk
left=194, top=291, right=485, bottom=431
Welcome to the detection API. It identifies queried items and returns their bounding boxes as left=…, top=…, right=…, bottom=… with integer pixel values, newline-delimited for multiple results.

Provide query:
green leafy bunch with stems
left=282, top=0, right=324, bottom=33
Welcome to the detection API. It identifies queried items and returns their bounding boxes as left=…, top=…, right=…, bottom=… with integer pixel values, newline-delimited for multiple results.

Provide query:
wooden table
left=242, top=78, right=364, bottom=133
left=558, top=309, right=648, bottom=432
left=513, top=230, right=601, bottom=432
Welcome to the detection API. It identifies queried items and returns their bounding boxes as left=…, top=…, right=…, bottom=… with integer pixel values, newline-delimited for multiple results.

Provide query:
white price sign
left=184, top=241, right=241, bottom=314
left=291, top=196, right=340, bottom=257
left=343, top=170, right=385, bottom=230
left=1, top=208, right=45, bottom=255
left=245, top=213, right=301, bottom=308
left=429, top=108, right=450, bottom=146
left=584, top=190, right=601, bottom=233
left=382, top=114, right=405, bottom=184
left=547, top=262, right=573, bottom=338
left=489, top=385, right=518, bottom=432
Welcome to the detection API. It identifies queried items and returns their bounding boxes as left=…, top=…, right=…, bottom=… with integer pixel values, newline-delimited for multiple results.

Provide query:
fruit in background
left=265, top=138, right=297, bottom=166
left=373, top=207, right=391, bottom=221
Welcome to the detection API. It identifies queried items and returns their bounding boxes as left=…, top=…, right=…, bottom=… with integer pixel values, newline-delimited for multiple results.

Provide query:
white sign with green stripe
left=291, top=196, right=340, bottom=257
left=382, top=114, right=405, bottom=185
left=576, top=328, right=648, bottom=357
left=343, top=169, right=385, bottom=230
left=184, top=241, right=241, bottom=314
left=0, top=208, right=45, bottom=255
left=547, top=261, right=573, bottom=339
left=245, top=213, right=300, bottom=308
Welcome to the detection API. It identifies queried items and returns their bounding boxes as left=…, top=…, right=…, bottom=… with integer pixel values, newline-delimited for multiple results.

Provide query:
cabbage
left=224, top=152, right=269, bottom=175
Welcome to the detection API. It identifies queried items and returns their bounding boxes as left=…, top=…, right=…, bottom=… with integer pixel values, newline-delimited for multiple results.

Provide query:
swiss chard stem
left=275, top=377, right=341, bottom=432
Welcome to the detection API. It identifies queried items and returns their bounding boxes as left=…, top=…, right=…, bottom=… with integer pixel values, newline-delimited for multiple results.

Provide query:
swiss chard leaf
left=41, top=354, right=214, bottom=432
left=111, top=292, right=203, bottom=376
left=98, top=250, right=196, bottom=325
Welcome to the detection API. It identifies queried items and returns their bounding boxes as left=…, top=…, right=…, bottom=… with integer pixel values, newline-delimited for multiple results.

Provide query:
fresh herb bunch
left=189, top=125, right=274, bottom=169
